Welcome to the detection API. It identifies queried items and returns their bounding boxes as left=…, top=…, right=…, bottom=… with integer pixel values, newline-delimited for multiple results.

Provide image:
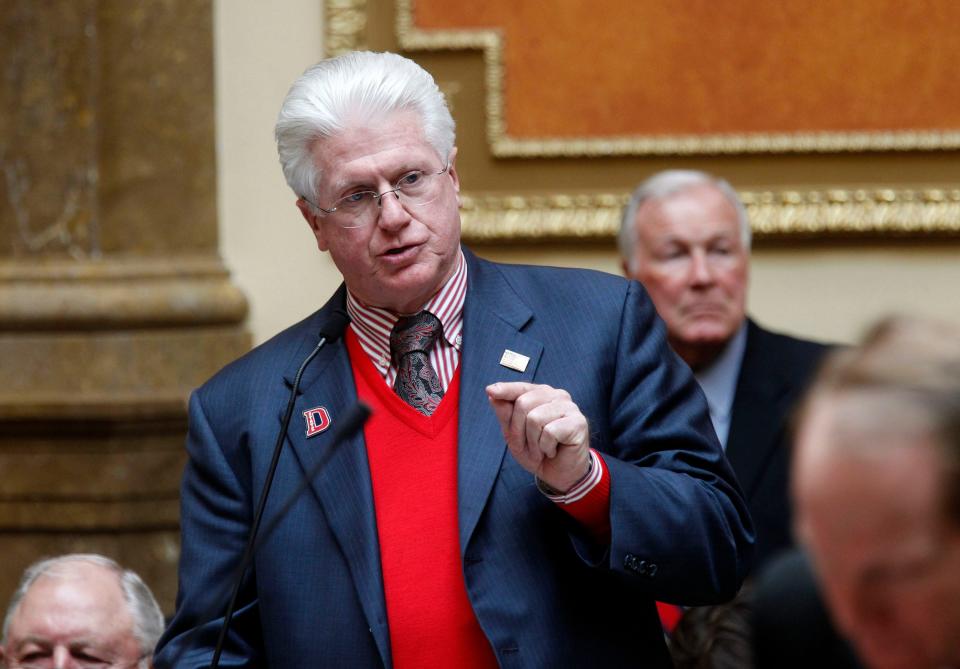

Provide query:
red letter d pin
left=303, top=407, right=331, bottom=438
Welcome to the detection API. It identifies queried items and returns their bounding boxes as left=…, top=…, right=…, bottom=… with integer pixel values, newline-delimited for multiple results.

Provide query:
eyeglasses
left=304, top=164, right=450, bottom=229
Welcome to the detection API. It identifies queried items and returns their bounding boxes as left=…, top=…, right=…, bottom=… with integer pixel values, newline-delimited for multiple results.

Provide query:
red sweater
left=347, top=331, right=498, bottom=669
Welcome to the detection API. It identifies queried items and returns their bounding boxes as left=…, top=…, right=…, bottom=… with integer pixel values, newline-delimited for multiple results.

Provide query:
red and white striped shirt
left=346, top=249, right=467, bottom=391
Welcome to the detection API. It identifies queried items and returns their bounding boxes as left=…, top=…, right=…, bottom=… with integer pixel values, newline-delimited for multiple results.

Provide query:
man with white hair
left=0, top=553, right=164, bottom=669
left=793, top=316, right=960, bottom=669
left=620, top=170, right=829, bottom=570
left=156, top=52, right=753, bottom=667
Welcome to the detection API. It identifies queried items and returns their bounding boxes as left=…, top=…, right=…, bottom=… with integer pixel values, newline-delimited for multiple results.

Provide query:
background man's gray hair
left=2, top=554, right=165, bottom=667
left=275, top=50, right=456, bottom=210
left=618, top=169, right=752, bottom=273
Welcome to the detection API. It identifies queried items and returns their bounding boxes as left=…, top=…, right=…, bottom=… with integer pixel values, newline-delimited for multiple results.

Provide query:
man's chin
left=375, top=267, right=444, bottom=312
left=679, top=328, right=735, bottom=350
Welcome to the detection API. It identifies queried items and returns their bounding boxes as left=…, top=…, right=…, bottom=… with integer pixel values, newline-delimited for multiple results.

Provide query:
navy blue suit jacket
left=156, top=249, right=753, bottom=668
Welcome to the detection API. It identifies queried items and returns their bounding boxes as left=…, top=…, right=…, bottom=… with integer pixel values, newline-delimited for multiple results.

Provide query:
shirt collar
left=694, top=320, right=748, bottom=422
left=345, top=248, right=467, bottom=360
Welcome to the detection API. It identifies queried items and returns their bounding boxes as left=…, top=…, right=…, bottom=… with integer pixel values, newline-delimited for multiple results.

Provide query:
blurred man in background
left=0, top=553, right=164, bottom=669
left=793, top=316, right=960, bottom=669
left=620, top=169, right=828, bottom=569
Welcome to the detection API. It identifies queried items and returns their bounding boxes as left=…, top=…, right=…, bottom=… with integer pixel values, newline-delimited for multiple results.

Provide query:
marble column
left=0, top=0, right=250, bottom=613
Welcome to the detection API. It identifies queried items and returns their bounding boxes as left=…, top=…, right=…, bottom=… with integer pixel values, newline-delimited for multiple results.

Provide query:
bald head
left=1, top=555, right=163, bottom=669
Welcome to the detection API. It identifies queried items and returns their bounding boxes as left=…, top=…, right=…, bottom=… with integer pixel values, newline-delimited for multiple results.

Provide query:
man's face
left=625, top=183, right=748, bottom=369
left=0, top=562, right=144, bottom=669
left=794, top=398, right=960, bottom=669
left=298, top=110, right=462, bottom=315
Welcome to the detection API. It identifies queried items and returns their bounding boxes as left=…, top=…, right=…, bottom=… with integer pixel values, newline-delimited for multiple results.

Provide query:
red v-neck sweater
left=346, top=331, right=498, bottom=669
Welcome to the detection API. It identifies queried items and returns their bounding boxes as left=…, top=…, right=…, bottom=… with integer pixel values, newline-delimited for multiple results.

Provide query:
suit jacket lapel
left=457, top=252, right=543, bottom=554
left=281, top=291, right=392, bottom=667
left=725, top=321, right=787, bottom=499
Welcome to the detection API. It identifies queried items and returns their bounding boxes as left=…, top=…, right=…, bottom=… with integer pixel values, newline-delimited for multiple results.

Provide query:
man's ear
left=296, top=198, right=329, bottom=252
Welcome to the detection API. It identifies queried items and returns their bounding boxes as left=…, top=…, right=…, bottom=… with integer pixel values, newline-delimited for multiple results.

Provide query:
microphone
left=316, top=308, right=352, bottom=347
left=210, top=309, right=352, bottom=667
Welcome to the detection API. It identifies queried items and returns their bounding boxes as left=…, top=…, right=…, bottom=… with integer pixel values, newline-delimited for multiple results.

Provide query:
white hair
left=618, top=170, right=751, bottom=272
left=275, top=51, right=456, bottom=208
left=2, top=554, right=165, bottom=667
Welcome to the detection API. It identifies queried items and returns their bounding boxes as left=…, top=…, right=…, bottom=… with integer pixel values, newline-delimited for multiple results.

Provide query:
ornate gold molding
left=324, top=0, right=369, bottom=55
left=487, top=131, right=960, bottom=158
left=393, top=0, right=510, bottom=155
left=390, top=0, right=960, bottom=157
left=460, top=188, right=960, bottom=242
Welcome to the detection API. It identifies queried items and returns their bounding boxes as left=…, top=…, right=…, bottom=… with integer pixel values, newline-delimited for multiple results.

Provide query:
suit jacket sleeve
left=154, top=391, right=265, bottom=668
left=580, top=280, right=754, bottom=604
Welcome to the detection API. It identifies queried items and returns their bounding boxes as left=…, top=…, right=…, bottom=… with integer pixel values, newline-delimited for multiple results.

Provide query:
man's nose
left=52, top=645, right=71, bottom=669
left=376, top=189, right=411, bottom=230
left=688, top=250, right=714, bottom=285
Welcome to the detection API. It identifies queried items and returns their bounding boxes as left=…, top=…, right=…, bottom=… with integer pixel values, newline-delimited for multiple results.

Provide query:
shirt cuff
left=536, top=449, right=604, bottom=504
left=541, top=450, right=611, bottom=545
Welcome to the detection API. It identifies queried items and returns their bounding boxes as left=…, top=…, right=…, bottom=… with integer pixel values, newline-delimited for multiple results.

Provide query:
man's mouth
left=380, top=243, right=422, bottom=260
left=683, top=302, right=725, bottom=315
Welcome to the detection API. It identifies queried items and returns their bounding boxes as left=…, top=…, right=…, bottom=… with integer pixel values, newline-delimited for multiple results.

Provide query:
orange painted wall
left=413, top=0, right=960, bottom=137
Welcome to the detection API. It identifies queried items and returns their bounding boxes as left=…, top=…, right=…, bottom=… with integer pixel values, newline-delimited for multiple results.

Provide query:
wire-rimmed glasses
left=304, top=164, right=451, bottom=229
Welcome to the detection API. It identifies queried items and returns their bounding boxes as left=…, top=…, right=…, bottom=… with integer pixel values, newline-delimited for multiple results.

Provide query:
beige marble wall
left=214, top=0, right=344, bottom=348
left=1, top=0, right=249, bottom=614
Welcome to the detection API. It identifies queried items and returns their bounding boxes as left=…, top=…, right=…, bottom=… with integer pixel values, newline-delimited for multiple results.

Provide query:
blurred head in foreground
left=793, top=316, right=960, bottom=669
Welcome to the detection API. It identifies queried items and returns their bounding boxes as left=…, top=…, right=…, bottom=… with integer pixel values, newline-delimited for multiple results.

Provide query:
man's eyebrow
left=68, top=638, right=106, bottom=652
left=330, top=174, right=374, bottom=194
left=331, top=163, right=427, bottom=193
left=12, top=635, right=52, bottom=650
